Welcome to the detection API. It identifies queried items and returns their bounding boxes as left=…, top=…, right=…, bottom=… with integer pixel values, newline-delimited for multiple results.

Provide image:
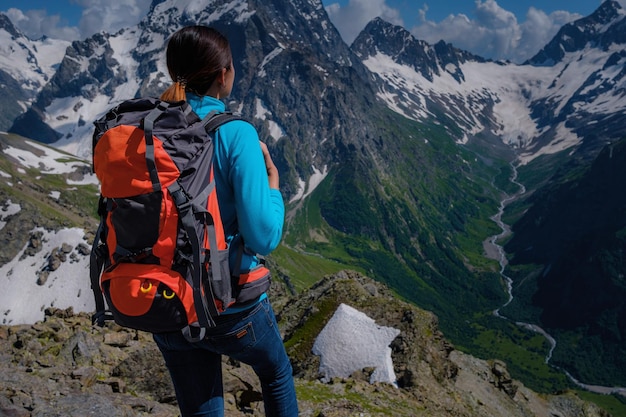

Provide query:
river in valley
left=483, top=163, right=626, bottom=397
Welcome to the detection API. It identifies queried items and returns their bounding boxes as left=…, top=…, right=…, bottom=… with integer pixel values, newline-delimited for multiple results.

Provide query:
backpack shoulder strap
left=201, top=111, right=246, bottom=134
left=169, top=111, right=248, bottom=332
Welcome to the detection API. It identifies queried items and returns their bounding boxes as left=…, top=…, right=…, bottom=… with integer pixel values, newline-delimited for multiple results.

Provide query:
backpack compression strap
left=143, top=102, right=171, bottom=192
left=169, top=111, right=244, bottom=333
left=90, top=197, right=113, bottom=326
left=169, top=181, right=218, bottom=329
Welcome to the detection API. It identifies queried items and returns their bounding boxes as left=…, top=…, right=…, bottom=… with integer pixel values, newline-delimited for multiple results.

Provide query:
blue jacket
left=186, top=94, right=284, bottom=273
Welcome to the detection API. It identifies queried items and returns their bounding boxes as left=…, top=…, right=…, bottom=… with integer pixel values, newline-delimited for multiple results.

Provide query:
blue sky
left=0, top=0, right=620, bottom=62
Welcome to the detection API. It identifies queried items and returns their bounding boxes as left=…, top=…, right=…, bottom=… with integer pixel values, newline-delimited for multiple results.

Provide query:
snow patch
left=152, top=0, right=254, bottom=25
left=0, top=228, right=94, bottom=325
left=517, top=122, right=581, bottom=165
left=258, top=46, right=284, bottom=78
left=3, top=140, right=98, bottom=185
left=312, top=303, right=400, bottom=386
left=109, top=29, right=142, bottom=95
left=289, top=165, right=328, bottom=203
left=362, top=45, right=626, bottom=164
left=0, top=200, right=21, bottom=231
left=254, top=99, right=285, bottom=142
left=52, top=94, right=117, bottom=159
left=267, top=121, right=285, bottom=142
left=0, top=30, right=69, bottom=97
left=290, top=178, right=307, bottom=203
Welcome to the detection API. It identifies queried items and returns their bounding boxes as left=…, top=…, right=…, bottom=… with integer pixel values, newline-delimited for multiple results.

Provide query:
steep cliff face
left=0, top=14, right=69, bottom=132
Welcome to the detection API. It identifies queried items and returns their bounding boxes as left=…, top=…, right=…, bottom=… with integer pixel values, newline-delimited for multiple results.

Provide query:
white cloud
left=75, top=0, right=151, bottom=39
left=516, top=8, right=577, bottom=62
left=5, top=8, right=80, bottom=41
left=5, top=0, right=626, bottom=61
left=324, top=0, right=403, bottom=45
left=411, top=0, right=582, bottom=63
left=5, top=0, right=151, bottom=41
left=323, top=0, right=603, bottom=63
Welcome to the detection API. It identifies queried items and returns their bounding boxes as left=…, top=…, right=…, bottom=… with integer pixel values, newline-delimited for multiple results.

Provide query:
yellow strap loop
left=140, top=281, right=153, bottom=293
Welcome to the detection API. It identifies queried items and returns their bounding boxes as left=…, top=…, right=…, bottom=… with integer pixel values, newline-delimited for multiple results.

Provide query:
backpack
left=89, top=97, right=271, bottom=340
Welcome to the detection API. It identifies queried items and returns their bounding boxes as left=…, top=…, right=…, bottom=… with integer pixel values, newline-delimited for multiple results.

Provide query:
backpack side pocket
left=235, top=265, right=271, bottom=304
left=101, top=263, right=198, bottom=332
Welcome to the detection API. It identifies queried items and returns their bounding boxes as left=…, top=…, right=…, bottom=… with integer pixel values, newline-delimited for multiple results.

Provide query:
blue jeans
left=153, top=297, right=298, bottom=417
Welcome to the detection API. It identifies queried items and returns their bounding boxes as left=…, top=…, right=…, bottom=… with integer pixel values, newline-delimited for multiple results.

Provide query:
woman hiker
left=154, top=25, right=299, bottom=417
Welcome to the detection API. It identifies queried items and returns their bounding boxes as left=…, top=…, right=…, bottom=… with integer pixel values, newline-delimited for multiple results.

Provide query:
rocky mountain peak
left=0, top=13, right=21, bottom=39
left=352, top=17, right=485, bottom=84
left=352, top=18, right=430, bottom=61
left=591, top=0, right=625, bottom=26
left=526, top=0, right=625, bottom=66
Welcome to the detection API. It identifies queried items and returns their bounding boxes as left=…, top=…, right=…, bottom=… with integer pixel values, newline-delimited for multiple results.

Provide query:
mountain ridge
left=527, top=0, right=626, bottom=66
left=354, top=1, right=626, bottom=166
left=0, top=269, right=611, bottom=417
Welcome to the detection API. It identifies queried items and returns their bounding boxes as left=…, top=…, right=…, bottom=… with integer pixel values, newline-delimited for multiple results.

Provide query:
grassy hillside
left=0, top=133, right=99, bottom=264
left=276, top=113, right=626, bottom=415
left=283, top=110, right=506, bottom=313
left=280, top=111, right=515, bottom=354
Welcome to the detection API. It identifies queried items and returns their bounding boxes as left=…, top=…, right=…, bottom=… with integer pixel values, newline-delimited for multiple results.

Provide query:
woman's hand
left=259, top=141, right=279, bottom=189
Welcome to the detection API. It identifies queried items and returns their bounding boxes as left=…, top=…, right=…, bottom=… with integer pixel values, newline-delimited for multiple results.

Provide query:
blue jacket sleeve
left=221, top=121, right=284, bottom=255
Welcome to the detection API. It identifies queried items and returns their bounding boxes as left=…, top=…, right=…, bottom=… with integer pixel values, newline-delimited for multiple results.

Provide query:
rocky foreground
left=0, top=271, right=610, bottom=416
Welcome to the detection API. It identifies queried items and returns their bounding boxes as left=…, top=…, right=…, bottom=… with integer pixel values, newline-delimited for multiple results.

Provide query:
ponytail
left=160, top=80, right=187, bottom=102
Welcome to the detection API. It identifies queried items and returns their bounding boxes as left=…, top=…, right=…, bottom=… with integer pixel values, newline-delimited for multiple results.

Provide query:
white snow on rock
left=0, top=200, right=21, bottom=231
left=312, top=303, right=401, bottom=386
left=0, top=227, right=94, bottom=325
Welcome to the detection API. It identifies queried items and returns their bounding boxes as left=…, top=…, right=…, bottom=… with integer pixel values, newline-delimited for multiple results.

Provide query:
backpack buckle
left=182, top=325, right=206, bottom=342
left=168, top=182, right=192, bottom=211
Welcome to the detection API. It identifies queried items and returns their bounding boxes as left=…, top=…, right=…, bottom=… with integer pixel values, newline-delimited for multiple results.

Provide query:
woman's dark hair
left=160, top=26, right=232, bottom=102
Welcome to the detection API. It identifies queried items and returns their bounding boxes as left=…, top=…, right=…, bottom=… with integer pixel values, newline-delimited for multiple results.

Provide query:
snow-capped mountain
left=6, top=0, right=378, bottom=203
left=0, top=14, right=69, bottom=131
left=0, top=14, right=69, bottom=101
left=353, top=0, right=626, bottom=165
left=3, top=0, right=625, bottom=173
